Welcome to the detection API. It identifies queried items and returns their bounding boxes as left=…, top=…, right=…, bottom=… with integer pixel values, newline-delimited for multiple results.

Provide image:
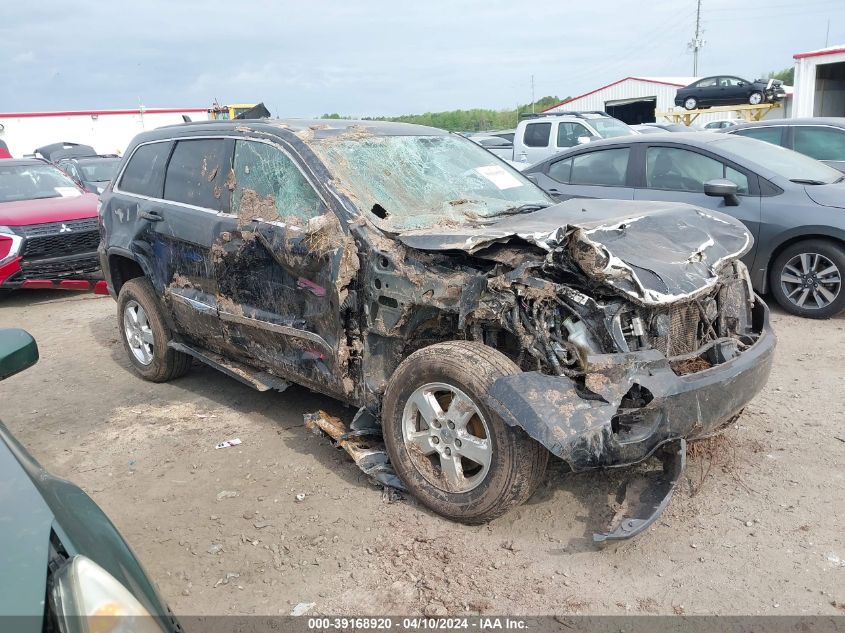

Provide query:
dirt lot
left=0, top=290, right=843, bottom=617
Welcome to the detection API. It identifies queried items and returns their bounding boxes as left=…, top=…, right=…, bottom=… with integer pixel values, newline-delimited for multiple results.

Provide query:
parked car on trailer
left=0, top=328, right=180, bottom=633
left=674, top=76, right=786, bottom=110
left=0, top=159, right=103, bottom=293
left=523, top=132, right=845, bottom=318
left=725, top=117, right=845, bottom=173
left=97, top=119, right=774, bottom=540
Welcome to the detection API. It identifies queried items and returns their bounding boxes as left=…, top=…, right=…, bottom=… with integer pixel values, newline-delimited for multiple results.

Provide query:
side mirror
left=0, top=329, right=39, bottom=380
left=704, top=179, right=739, bottom=206
left=576, top=136, right=592, bottom=145
left=524, top=173, right=539, bottom=184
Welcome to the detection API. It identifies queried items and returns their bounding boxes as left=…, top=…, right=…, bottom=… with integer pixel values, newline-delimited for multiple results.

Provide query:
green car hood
left=0, top=422, right=175, bottom=631
left=0, top=436, right=54, bottom=633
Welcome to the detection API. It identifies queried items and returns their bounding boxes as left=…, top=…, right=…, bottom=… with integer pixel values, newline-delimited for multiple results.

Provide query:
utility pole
left=825, top=19, right=830, bottom=47
left=688, top=0, right=705, bottom=76
left=531, top=75, right=536, bottom=113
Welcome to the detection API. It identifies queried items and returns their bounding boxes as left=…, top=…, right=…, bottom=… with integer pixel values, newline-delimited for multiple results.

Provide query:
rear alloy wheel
left=117, top=278, right=192, bottom=381
left=684, top=97, right=698, bottom=110
left=382, top=341, right=548, bottom=523
left=770, top=240, right=845, bottom=318
left=749, top=91, right=763, bottom=105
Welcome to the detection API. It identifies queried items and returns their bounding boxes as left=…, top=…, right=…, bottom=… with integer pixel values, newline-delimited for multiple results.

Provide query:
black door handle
left=139, top=210, right=163, bottom=222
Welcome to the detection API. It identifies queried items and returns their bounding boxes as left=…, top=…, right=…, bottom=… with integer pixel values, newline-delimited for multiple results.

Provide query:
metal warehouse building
left=792, top=45, right=845, bottom=117
left=544, top=76, right=791, bottom=126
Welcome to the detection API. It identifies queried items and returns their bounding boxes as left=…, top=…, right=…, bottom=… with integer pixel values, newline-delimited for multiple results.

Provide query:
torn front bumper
left=485, top=297, right=775, bottom=472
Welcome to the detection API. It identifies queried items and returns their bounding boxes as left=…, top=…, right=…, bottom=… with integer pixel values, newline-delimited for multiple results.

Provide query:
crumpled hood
left=396, top=199, right=752, bottom=306
left=804, top=183, right=845, bottom=209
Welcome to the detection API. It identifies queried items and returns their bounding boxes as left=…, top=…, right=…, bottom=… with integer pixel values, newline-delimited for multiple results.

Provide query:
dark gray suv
left=98, top=120, right=774, bottom=540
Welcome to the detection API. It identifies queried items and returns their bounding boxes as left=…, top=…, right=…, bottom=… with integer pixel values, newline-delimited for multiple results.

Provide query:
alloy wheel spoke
left=816, top=285, right=836, bottom=304
left=816, top=264, right=838, bottom=278
left=799, top=253, right=812, bottom=275
left=780, top=272, right=802, bottom=284
left=784, top=264, right=803, bottom=277
left=455, top=435, right=491, bottom=469
left=407, top=430, right=437, bottom=456
left=410, top=390, right=444, bottom=427
left=140, top=328, right=155, bottom=345
left=446, top=391, right=477, bottom=430
left=796, top=288, right=810, bottom=307
left=439, top=453, right=464, bottom=488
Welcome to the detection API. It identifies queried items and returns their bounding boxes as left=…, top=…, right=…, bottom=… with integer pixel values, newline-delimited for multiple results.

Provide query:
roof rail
left=519, top=110, right=610, bottom=120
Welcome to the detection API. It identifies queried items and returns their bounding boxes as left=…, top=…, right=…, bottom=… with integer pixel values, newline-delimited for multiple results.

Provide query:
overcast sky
left=2, top=0, right=843, bottom=116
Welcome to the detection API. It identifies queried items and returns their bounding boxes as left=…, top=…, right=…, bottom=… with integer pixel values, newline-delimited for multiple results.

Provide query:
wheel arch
left=758, top=229, right=845, bottom=293
left=106, top=249, right=151, bottom=296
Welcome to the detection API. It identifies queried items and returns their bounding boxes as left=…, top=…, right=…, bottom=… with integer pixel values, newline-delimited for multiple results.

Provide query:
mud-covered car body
left=99, top=120, right=775, bottom=538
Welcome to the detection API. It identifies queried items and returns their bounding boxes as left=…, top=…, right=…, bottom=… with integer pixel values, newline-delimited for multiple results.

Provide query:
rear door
left=633, top=144, right=762, bottom=263
left=516, top=121, right=553, bottom=163
left=213, top=138, right=351, bottom=397
left=153, top=137, right=233, bottom=348
left=533, top=146, right=635, bottom=200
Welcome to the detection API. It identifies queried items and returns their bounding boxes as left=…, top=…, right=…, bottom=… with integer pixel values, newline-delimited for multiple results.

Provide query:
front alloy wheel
left=779, top=252, right=841, bottom=311
left=684, top=97, right=698, bottom=110
left=749, top=91, right=763, bottom=105
left=402, top=382, right=492, bottom=493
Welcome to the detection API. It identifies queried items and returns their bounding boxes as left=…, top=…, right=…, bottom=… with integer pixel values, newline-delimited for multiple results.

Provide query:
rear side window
left=794, top=126, right=845, bottom=161
left=567, top=148, right=630, bottom=186
left=163, top=139, right=230, bottom=211
left=523, top=122, right=551, bottom=148
left=118, top=142, right=171, bottom=197
left=732, top=126, right=784, bottom=146
left=231, top=140, right=322, bottom=222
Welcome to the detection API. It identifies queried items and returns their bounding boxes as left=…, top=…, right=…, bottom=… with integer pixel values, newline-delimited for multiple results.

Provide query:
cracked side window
left=232, top=140, right=322, bottom=221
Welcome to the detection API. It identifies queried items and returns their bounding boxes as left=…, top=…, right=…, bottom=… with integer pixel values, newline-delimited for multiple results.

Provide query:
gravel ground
left=0, top=290, right=843, bottom=617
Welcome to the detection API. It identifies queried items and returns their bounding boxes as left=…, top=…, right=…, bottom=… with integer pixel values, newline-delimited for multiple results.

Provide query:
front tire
left=117, top=278, right=192, bottom=381
left=749, top=91, right=763, bottom=105
left=382, top=341, right=548, bottom=523
left=769, top=240, right=845, bottom=318
left=684, top=97, right=698, bottom=110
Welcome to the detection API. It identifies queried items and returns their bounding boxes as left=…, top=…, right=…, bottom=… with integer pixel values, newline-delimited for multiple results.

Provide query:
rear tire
left=769, top=239, right=845, bottom=319
left=117, top=278, right=192, bottom=381
left=382, top=341, right=548, bottom=524
left=684, top=97, right=698, bottom=110
left=749, top=91, right=763, bottom=105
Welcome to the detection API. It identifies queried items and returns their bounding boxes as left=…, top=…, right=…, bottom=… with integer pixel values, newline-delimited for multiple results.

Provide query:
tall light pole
left=688, top=0, right=705, bottom=76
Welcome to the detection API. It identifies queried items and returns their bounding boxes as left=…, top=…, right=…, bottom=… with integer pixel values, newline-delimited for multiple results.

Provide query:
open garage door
left=605, top=97, right=656, bottom=124
left=814, top=61, right=845, bottom=116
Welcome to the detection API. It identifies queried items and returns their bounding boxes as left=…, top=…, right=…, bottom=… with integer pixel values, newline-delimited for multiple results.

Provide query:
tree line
left=320, top=95, right=567, bottom=132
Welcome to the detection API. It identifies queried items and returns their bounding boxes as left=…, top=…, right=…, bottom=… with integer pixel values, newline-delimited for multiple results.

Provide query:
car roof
left=0, top=158, right=53, bottom=167
left=728, top=117, right=845, bottom=130
left=144, top=118, right=449, bottom=144
left=526, top=131, right=800, bottom=182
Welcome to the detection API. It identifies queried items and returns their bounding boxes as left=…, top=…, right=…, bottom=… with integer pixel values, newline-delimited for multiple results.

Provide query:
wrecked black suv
left=99, top=120, right=775, bottom=541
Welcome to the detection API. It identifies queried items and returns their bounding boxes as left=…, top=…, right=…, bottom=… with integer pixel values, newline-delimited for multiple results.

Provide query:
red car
left=0, top=159, right=105, bottom=292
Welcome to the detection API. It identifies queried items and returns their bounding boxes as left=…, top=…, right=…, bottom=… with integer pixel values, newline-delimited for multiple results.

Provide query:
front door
left=633, top=144, right=762, bottom=266
left=212, top=138, right=352, bottom=398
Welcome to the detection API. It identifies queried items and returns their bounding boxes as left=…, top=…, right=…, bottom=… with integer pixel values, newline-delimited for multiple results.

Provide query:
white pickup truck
left=510, top=111, right=636, bottom=164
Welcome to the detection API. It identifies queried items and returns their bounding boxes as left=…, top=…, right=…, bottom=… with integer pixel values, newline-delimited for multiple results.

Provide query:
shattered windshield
left=312, top=134, right=552, bottom=229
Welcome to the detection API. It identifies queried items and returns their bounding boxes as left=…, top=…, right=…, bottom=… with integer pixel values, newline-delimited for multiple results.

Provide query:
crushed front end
left=397, top=201, right=776, bottom=541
